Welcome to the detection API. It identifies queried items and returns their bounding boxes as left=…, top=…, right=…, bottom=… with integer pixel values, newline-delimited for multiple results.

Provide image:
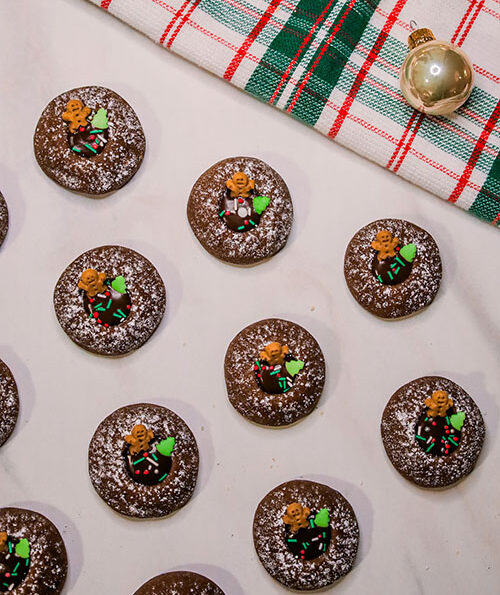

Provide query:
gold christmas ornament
left=400, top=23, right=474, bottom=116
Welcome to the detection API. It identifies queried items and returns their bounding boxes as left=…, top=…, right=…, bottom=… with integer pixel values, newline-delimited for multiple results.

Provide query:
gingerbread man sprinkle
left=62, top=99, right=91, bottom=134
left=425, top=390, right=454, bottom=418
left=0, top=531, right=7, bottom=552
left=125, top=424, right=155, bottom=455
left=282, top=503, right=310, bottom=534
left=260, top=342, right=289, bottom=366
left=371, top=230, right=400, bottom=261
left=78, top=269, right=107, bottom=298
left=226, top=172, right=255, bottom=198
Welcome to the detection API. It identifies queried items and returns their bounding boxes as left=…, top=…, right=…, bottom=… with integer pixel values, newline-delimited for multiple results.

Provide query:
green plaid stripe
left=92, top=0, right=500, bottom=226
left=470, top=152, right=500, bottom=222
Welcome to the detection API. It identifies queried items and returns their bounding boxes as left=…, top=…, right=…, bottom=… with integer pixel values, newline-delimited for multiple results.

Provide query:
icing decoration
left=62, top=99, right=109, bottom=158
left=450, top=411, right=466, bottom=431
left=415, top=390, right=464, bottom=457
left=219, top=172, right=270, bottom=232
left=79, top=271, right=132, bottom=328
left=283, top=504, right=332, bottom=560
left=314, top=508, right=330, bottom=528
left=254, top=342, right=304, bottom=394
left=0, top=533, right=31, bottom=592
left=91, top=108, right=108, bottom=130
left=124, top=424, right=175, bottom=486
left=371, top=231, right=417, bottom=285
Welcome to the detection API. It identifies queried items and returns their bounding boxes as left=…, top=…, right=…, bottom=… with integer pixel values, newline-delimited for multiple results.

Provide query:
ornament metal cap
left=408, top=27, right=435, bottom=50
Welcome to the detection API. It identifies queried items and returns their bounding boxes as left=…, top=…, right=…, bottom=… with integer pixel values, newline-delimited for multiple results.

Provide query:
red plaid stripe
left=167, top=0, right=202, bottom=48
left=449, top=98, right=500, bottom=203
left=268, top=0, right=337, bottom=104
left=100, top=0, right=113, bottom=8
left=159, top=0, right=191, bottom=45
left=328, top=0, right=407, bottom=139
left=286, top=0, right=359, bottom=113
left=451, top=1, right=476, bottom=44
left=386, top=0, right=485, bottom=174
left=224, top=0, right=283, bottom=81
left=457, top=0, right=485, bottom=46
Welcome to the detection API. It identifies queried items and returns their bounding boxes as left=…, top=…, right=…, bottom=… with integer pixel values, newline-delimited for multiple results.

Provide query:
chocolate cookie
left=132, top=571, right=224, bottom=595
left=0, top=359, right=18, bottom=447
left=89, top=403, right=199, bottom=518
left=53, top=245, right=166, bottom=356
left=0, top=192, right=8, bottom=249
left=0, top=507, right=67, bottom=594
left=34, top=86, right=145, bottom=196
left=253, top=480, right=359, bottom=591
left=381, top=376, right=485, bottom=488
left=187, top=157, right=293, bottom=265
left=344, top=219, right=442, bottom=319
left=225, top=319, right=325, bottom=427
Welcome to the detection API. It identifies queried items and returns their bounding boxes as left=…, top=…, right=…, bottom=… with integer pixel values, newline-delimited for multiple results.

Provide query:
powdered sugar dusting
left=253, top=480, right=359, bottom=590
left=344, top=219, right=442, bottom=318
left=88, top=403, right=199, bottom=518
left=33, top=86, right=145, bottom=195
left=225, top=319, right=325, bottom=426
left=133, top=571, right=224, bottom=595
left=53, top=245, right=166, bottom=356
left=381, top=376, right=485, bottom=488
left=187, top=157, right=293, bottom=264
left=0, top=359, right=19, bottom=447
left=0, top=508, right=67, bottom=594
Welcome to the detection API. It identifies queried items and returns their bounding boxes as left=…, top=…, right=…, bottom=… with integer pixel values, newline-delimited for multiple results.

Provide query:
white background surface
left=1, top=1, right=499, bottom=593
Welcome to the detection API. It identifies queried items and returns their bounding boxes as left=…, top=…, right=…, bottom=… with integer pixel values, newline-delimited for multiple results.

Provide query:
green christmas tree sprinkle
left=91, top=108, right=108, bottom=129
left=400, top=243, right=417, bottom=263
left=314, top=508, right=330, bottom=527
left=253, top=195, right=270, bottom=215
left=285, top=360, right=305, bottom=377
left=450, top=411, right=466, bottom=431
left=111, top=275, right=127, bottom=294
left=15, top=538, right=30, bottom=559
left=156, top=437, right=175, bottom=456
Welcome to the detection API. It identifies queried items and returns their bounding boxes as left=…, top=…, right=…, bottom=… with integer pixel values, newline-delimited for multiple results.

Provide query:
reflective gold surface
left=400, top=41, right=474, bottom=115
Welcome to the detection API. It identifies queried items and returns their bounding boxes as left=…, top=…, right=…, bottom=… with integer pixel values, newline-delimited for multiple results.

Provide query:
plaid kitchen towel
left=89, top=0, right=500, bottom=226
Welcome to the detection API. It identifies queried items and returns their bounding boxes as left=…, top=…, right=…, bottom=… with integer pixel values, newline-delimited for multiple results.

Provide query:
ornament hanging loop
left=409, top=20, right=418, bottom=32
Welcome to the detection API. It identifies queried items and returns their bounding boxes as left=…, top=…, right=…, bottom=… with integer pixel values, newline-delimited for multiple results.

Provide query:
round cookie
left=133, top=571, right=224, bottom=595
left=344, top=219, right=442, bottom=319
left=225, top=319, right=325, bottom=427
left=0, top=192, right=8, bottom=249
left=0, top=507, right=67, bottom=594
left=34, top=86, right=145, bottom=195
left=89, top=403, right=199, bottom=518
left=53, top=245, right=166, bottom=356
left=0, top=359, right=19, bottom=447
left=381, top=376, right=485, bottom=488
left=187, top=156, right=293, bottom=265
left=253, top=480, right=359, bottom=591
